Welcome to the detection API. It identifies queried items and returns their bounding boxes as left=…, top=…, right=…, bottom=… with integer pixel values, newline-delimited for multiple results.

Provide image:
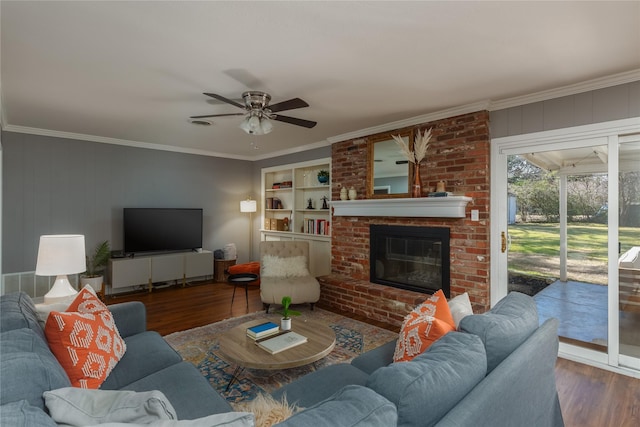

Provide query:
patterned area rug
left=164, top=309, right=397, bottom=404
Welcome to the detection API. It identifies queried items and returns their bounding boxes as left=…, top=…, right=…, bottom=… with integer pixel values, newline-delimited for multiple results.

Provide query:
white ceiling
left=2, top=1, right=639, bottom=160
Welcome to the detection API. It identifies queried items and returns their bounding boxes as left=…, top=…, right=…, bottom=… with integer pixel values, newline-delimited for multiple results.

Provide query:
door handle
left=501, top=231, right=507, bottom=253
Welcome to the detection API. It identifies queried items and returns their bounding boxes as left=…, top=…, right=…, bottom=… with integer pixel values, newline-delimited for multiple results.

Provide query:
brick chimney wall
left=318, top=111, right=491, bottom=328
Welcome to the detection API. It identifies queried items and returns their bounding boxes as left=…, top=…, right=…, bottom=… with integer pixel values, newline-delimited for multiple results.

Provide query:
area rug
left=164, top=309, right=397, bottom=404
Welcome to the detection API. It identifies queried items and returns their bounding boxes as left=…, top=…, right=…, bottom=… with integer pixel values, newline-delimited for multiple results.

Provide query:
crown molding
left=489, top=69, right=640, bottom=111
left=249, top=139, right=333, bottom=161
left=326, top=101, right=491, bottom=144
left=1, top=125, right=261, bottom=160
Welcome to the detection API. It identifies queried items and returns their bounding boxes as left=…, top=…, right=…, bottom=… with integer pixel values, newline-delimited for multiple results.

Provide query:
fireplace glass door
left=370, top=225, right=450, bottom=296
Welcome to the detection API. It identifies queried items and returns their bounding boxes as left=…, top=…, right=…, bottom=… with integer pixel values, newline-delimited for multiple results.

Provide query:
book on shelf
left=256, top=330, right=308, bottom=354
left=303, top=218, right=330, bottom=235
left=246, top=322, right=280, bottom=339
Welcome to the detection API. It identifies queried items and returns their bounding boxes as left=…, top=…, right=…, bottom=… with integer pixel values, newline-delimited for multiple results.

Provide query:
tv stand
left=108, top=250, right=213, bottom=292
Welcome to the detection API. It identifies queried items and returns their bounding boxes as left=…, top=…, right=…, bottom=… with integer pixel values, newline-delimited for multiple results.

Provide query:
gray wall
left=491, top=81, right=640, bottom=137
left=2, top=131, right=255, bottom=273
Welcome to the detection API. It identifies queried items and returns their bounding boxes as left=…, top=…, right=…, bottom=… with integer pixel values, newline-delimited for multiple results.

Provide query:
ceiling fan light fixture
left=239, top=116, right=252, bottom=133
left=248, top=114, right=261, bottom=132
left=260, top=117, right=273, bottom=134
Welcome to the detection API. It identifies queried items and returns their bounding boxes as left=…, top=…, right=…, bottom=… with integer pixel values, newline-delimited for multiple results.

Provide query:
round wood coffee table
left=217, top=317, right=336, bottom=390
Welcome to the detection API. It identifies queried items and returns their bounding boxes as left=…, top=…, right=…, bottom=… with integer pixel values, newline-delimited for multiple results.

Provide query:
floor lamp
left=240, top=198, right=257, bottom=261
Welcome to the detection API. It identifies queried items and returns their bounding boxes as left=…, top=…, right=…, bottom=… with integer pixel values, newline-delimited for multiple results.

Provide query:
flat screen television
left=123, top=208, right=203, bottom=255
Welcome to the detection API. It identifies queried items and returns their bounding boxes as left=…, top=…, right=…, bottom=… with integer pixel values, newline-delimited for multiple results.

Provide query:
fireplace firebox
left=370, top=224, right=450, bottom=297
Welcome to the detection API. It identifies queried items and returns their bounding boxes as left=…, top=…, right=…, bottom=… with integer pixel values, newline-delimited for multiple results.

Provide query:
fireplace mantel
left=332, top=196, right=472, bottom=218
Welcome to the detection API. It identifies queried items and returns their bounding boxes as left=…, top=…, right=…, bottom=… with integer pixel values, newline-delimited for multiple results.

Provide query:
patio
left=533, top=279, right=640, bottom=358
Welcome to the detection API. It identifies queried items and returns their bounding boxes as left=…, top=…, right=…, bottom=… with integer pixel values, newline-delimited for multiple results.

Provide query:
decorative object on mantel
left=348, top=187, right=357, bottom=200
left=317, top=169, right=330, bottom=185
left=392, top=128, right=432, bottom=198
left=340, top=186, right=348, bottom=201
left=437, top=180, right=446, bottom=192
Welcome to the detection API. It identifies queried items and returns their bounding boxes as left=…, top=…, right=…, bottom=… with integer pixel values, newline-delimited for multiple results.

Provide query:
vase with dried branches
left=392, top=128, right=432, bottom=197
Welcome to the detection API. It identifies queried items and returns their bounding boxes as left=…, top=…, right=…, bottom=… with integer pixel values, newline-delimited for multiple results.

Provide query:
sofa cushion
left=121, top=361, right=234, bottom=419
left=0, top=328, right=71, bottom=410
left=44, top=287, right=127, bottom=389
left=459, top=291, right=538, bottom=373
left=44, top=387, right=177, bottom=425
left=0, top=292, right=46, bottom=341
left=100, top=331, right=182, bottom=390
left=393, top=290, right=455, bottom=362
left=367, top=331, right=487, bottom=427
left=350, top=339, right=397, bottom=375
left=271, top=363, right=369, bottom=408
left=274, top=385, right=397, bottom=427
left=0, top=400, right=58, bottom=427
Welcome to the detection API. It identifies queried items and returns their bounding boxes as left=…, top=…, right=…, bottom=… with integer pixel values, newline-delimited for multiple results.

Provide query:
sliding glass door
left=492, top=118, right=640, bottom=374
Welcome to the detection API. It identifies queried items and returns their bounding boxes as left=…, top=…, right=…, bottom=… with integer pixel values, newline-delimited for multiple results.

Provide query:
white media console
left=108, top=250, right=213, bottom=292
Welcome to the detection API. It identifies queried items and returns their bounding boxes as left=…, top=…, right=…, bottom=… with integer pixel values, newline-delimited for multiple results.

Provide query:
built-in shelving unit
left=261, top=158, right=331, bottom=276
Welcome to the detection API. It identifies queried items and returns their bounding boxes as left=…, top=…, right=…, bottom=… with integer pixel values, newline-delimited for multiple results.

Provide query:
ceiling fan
left=190, top=91, right=317, bottom=135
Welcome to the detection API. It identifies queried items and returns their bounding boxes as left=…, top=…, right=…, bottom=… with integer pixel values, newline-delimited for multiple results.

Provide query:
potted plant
left=317, top=170, right=329, bottom=185
left=80, top=240, right=111, bottom=292
left=277, top=296, right=301, bottom=330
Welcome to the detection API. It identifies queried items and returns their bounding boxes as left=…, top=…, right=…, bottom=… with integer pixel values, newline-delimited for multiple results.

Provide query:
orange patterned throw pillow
left=45, top=288, right=126, bottom=388
left=393, top=290, right=456, bottom=362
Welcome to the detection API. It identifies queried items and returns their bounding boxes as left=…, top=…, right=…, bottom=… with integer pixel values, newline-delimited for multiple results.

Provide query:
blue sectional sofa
left=0, top=292, right=233, bottom=424
left=0, top=291, right=564, bottom=426
left=273, top=291, right=565, bottom=427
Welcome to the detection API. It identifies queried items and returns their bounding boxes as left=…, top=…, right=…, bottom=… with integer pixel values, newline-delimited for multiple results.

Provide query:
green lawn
left=508, top=223, right=639, bottom=262
left=507, top=223, right=640, bottom=283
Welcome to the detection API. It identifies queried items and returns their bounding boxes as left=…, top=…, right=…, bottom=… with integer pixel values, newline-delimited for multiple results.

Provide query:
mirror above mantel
left=367, top=129, right=414, bottom=198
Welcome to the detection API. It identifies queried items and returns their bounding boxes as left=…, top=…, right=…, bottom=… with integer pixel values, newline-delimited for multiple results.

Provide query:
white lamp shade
left=240, top=199, right=257, bottom=213
left=239, top=117, right=251, bottom=133
left=35, top=235, right=86, bottom=276
left=260, top=118, right=273, bottom=134
left=248, top=115, right=261, bottom=132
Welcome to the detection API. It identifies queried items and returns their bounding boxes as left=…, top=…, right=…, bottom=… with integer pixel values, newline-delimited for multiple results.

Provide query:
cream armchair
left=259, top=241, right=321, bottom=313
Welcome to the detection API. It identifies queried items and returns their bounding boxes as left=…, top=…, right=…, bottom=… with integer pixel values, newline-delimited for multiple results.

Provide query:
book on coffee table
left=256, top=331, right=308, bottom=354
left=246, top=322, right=279, bottom=340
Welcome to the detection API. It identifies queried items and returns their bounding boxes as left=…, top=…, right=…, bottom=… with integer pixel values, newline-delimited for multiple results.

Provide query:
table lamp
left=240, top=198, right=257, bottom=261
left=35, top=234, right=86, bottom=304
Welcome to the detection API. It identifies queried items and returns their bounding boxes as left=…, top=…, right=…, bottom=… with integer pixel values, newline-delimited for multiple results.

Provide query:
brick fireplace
left=316, top=111, right=491, bottom=329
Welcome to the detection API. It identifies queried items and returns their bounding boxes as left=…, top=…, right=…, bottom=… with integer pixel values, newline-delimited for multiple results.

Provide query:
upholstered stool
left=227, top=262, right=260, bottom=307
left=227, top=261, right=260, bottom=284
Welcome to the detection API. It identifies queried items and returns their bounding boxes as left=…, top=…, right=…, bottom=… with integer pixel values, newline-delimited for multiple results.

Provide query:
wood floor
left=108, top=281, right=640, bottom=427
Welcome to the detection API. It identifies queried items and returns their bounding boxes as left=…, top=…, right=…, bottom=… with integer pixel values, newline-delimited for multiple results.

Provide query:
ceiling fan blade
left=203, top=93, right=246, bottom=109
left=189, top=113, right=245, bottom=119
left=268, top=98, right=309, bottom=113
left=273, top=114, right=317, bottom=128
